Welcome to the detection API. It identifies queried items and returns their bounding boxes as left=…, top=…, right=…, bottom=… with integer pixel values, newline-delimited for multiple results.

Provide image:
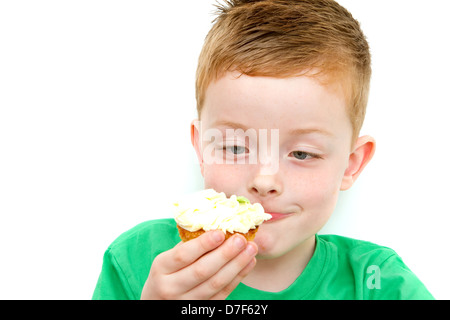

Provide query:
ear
left=340, top=135, right=376, bottom=191
left=191, top=119, right=204, bottom=176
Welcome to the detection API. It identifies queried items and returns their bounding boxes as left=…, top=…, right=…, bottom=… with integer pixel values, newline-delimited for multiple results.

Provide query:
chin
left=253, top=221, right=315, bottom=260
left=253, top=225, right=285, bottom=259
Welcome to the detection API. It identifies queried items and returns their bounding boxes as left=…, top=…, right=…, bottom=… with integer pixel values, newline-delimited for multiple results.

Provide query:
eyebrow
left=212, top=120, right=332, bottom=137
left=211, top=120, right=250, bottom=130
left=288, top=128, right=334, bottom=137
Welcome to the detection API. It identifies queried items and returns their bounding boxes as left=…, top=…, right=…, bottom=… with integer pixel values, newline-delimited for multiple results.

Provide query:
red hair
left=195, top=0, right=371, bottom=141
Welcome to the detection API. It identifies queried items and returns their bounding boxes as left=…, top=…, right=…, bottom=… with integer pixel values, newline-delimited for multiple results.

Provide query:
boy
left=93, top=0, right=433, bottom=299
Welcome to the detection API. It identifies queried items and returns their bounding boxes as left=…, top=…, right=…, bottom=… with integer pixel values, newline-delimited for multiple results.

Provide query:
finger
left=175, top=234, right=248, bottom=290
left=188, top=241, right=258, bottom=299
left=159, top=230, right=225, bottom=274
left=210, top=256, right=257, bottom=300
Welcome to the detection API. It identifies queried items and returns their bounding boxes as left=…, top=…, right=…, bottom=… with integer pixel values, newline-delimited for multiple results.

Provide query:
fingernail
left=233, top=236, right=246, bottom=249
left=212, top=231, right=224, bottom=243
left=245, top=244, right=257, bottom=256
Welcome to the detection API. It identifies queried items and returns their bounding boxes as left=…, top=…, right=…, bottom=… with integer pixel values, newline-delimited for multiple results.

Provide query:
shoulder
left=318, top=234, right=434, bottom=299
left=109, top=218, right=178, bottom=246
left=108, top=218, right=180, bottom=258
left=93, top=219, right=180, bottom=300
left=318, top=234, right=397, bottom=265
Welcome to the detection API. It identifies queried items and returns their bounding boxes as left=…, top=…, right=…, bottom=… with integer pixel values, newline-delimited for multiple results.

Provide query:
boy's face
left=192, top=72, right=364, bottom=258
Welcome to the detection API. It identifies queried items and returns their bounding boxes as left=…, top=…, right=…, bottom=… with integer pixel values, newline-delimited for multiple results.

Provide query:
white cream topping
left=173, top=189, right=271, bottom=234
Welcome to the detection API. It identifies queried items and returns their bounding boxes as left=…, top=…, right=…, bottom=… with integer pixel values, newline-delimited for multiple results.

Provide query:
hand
left=140, top=230, right=258, bottom=300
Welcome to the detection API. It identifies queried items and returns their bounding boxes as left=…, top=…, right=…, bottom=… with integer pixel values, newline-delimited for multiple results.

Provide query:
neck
left=242, top=235, right=316, bottom=292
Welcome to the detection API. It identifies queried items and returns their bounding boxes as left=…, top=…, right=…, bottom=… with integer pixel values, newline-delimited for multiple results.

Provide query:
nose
left=249, top=173, right=282, bottom=198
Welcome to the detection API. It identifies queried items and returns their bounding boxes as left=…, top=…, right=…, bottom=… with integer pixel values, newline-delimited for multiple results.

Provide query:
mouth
left=265, top=212, right=293, bottom=222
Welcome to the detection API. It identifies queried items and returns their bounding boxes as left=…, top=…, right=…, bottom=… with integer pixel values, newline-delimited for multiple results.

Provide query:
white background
left=1, top=0, right=449, bottom=299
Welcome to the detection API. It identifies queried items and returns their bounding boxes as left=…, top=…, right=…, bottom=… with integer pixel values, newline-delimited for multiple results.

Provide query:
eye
left=225, top=145, right=247, bottom=155
left=291, top=151, right=321, bottom=160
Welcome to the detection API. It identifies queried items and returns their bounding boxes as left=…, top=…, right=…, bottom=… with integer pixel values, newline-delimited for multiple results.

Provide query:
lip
left=266, top=212, right=292, bottom=222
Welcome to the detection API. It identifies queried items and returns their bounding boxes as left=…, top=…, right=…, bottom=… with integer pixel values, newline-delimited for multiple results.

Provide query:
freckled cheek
left=203, top=163, right=250, bottom=191
left=290, top=170, right=340, bottom=210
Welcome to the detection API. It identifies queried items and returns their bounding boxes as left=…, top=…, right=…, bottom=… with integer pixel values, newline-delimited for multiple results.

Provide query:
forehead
left=201, top=72, right=352, bottom=138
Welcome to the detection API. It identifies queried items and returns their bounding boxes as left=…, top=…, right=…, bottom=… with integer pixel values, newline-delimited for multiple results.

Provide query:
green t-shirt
left=92, top=218, right=433, bottom=300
